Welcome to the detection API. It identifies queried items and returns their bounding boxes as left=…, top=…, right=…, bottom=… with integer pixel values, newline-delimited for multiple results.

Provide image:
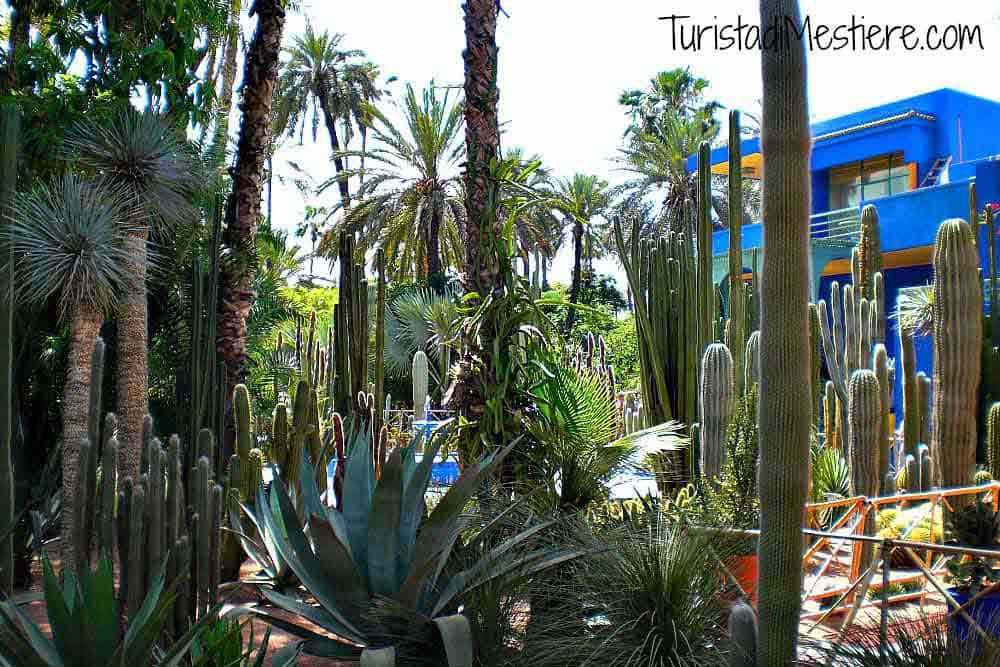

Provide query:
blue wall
left=860, top=179, right=973, bottom=252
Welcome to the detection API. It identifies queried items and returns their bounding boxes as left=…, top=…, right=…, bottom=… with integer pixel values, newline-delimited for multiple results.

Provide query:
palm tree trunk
left=565, top=220, right=584, bottom=331
left=6, top=1, right=31, bottom=90
left=217, top=0, right=285, bottom=454
left=444, top=0, right=500, bottom=432
left=207, top=0, right=242, bottom=168
left=542, top=256, right=548, bottom=289
left=61, top=304, right=102, bottom=573
left=427, top=203, right=444, bottom=291
left=116, top=230, right=149, bottom=484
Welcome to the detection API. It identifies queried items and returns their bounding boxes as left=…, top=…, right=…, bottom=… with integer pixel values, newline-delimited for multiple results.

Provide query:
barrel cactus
left=699, top=343, right=736, bottom=481
left=931, top=218, right=982, bottom=491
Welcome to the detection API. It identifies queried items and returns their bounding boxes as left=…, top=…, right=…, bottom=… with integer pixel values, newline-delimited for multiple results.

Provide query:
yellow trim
left=820, top=245, right=933, bottom=276
left=711, top=152, right=762, bottom=179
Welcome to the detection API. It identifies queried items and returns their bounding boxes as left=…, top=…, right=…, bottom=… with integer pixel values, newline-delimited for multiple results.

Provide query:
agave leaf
left=360, top=646, right=396, bottom=666
left=399, top=434, right=443, bottom=565
left=41, top=557, right=77, bottom=661
left=262, top=476, right=366, bottom=643
left=305, top=514, right=368, bottom=607
left=434, top=548, right=585, bottom=618
left=409, top=438, right=518, bottom=576
left=368, top=449, right=405, bottom=596
left=299, top=448, right=352, bottom=555
left=0, top=599, right=61, bottom=666
left=251, top=626, right=273, bottom=667
left=433, top=614, right=474, bottom=667
left=270, top=641, right=307, bottom=666
left=396, top=515, right=470, bottom=612
left=120, top=556, right=171, bottom=651
left=342, top=427, right=375, bottom=577
left=86, top=557, right=120, bottom=663
left=231, top=605, right=345, bottom=647
left=261, top=588, right=362, bottom=643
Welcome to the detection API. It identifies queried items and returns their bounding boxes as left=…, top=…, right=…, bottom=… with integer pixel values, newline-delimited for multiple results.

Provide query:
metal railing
left=809, top=207, right=862, bottom=243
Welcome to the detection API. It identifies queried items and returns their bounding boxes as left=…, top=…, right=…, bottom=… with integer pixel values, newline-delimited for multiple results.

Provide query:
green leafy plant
left=526, top=356, right=631, bottom=512
left=247, top=430, right=583, bottom=664
left=188, top=616, right=278, bottom=667
left=0, top=556, right=215, bottom=666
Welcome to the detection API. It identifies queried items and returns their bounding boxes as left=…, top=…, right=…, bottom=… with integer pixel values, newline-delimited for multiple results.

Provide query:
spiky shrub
left=0, top=556, right=216, bottom=665
left=521, top=515, right=733, bottom=666
left=800, top=612, right=998, bottom=666
left=932, top=218, right=983, bottom=491
left=250, top=431, right=582, bottom=663
left=699, top=343, right=736, bottom=480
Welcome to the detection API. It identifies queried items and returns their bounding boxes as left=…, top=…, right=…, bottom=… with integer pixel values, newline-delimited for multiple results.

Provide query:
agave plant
left=248, top=429, right=583, bottom=664
left=0, top=556, right=215, bottom=666
left=227, top=494, right=297, bottom=592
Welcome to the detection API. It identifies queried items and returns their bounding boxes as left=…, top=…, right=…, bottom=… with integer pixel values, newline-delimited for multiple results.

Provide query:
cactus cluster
left=70, top=344, right=221, bottom=639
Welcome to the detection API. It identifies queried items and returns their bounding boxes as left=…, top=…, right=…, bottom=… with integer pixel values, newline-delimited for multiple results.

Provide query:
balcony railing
left=809, top=207, right=862, bottom=244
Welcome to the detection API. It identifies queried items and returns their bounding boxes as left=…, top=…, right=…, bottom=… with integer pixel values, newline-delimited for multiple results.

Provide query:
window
left=829, top=152, right=911, bottom=209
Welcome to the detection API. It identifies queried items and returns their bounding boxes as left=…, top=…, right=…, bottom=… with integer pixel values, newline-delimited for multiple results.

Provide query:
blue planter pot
left=948, top=588, right=1000, bottom=648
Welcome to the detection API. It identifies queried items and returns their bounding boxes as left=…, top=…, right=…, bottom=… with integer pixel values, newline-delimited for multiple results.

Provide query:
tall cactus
left=872, top=345, right=891, bottom=493
left=931, top=218, right=982, bottom=491
left=899, top=319, right=919, bottom=466
left=727, top=111, right=746, bottom=393
left=697, top=141, right=715, bottom=355
left=744, top=330, right=760, bottom=390
left=699, top=343, right=736, bottom=480
left=413, top=351, right=429, bottom=421
left=0, top=105, right=16, bottom=594
left=849, top=369, right=881, bottom=573
left=987, top=402, right=1000, bottom=480
left=374, top=248, right=387, bottom=435
left=756, top=0, right=813, bottom=661
left=857, top=204, right=882, bottom=299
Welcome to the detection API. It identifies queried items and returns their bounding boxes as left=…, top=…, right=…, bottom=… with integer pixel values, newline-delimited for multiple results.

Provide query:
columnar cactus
left=931, top=218, right=983, bottom=491
left=728, top=110, right=746, bottom=394
left=413, top=350, right=429, bottom=421
left=849, top=369, right=881, bottom=573
left=756, top=0, right=813, bottom=660
left=699, top=343, right=736, bottom=480
left=744, top=330, right=760, bottom=390
left=374, top=249, right=386, bottom=435
left=872, top=345, right=891, bottom=494
left=697, top=141, right=715, bottom=353
left=857, top=204, right=883, bottom=299
left=987, top=402, right=1000, bottom=480
left=899, top=320, right=919, bottom=468
left=823, top=380, right=837, bottom=450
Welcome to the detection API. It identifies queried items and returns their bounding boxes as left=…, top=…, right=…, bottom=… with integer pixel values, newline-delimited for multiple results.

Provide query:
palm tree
left=7, top=173, right=133, bottom=572
left=216, top=0, right=285, bottom=454
left=502, top=148, right=558, bottom=279
left=272, top=24, right=380, bottom=269
left=335, top=83, right=465, bottom=286
left=66, top=110, right=200, bottom=483
left=551, top=174, right=611, bottom=331
left=617, top=68, right=722, bottom=234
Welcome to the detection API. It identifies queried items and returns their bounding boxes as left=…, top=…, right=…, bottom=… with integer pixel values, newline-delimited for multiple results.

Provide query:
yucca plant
left=0, top=556, right=215, bottom=667
left=248, top=429, right=583, bottom=664
left=521, top=513, right=732, bottom=666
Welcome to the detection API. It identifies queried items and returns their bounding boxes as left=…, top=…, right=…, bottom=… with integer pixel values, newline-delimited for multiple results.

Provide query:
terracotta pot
left=726, top=554, right=758, bottom=605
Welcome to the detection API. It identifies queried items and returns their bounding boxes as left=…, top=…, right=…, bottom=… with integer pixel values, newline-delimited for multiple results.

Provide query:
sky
left=265, top=0, right=1000, bottom=285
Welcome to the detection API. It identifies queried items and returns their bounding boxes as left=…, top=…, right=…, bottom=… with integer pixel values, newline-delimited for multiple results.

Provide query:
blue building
left=689, top=88, right=1000, bottom=416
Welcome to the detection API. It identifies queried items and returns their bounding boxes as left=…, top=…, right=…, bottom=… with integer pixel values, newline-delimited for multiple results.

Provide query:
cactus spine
left=931, top=219, right=982, bottom=491
left=699, top=343, right=736, bottom=480
left=756, top=0, right=812, bottom=661
left=413, top=351, right=429, bottom=421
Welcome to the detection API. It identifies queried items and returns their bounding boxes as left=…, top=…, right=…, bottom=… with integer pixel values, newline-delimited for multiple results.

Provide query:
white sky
left=265, top=0, right=1000, bottom=285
